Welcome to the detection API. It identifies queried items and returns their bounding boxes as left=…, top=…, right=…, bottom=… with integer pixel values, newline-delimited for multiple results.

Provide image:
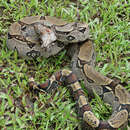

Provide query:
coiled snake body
left=7, top=16, right=130, bottom=129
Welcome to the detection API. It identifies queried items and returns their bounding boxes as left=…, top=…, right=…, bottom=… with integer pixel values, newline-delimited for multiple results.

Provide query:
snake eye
left=79, top=27, right=86, bottom=33
left=67, top=35, right=75, bottom=41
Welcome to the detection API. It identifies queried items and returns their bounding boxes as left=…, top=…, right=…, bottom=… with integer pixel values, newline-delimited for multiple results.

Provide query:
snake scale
left=7, top=16, right=130, bottom=129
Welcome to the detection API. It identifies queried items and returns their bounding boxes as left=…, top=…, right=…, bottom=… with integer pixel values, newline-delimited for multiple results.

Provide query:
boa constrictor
left=7, top=16, right=130, bottom=129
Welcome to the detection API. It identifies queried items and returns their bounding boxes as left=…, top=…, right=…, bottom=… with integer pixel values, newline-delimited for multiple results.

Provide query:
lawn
left=0, top=0, right=129, bottom=129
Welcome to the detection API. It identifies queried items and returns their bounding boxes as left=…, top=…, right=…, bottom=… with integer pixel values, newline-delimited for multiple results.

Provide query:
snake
left=7, top=16, right=130, bottom=129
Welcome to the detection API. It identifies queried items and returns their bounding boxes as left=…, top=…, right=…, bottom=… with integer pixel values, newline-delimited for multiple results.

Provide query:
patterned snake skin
left=7, top=16, right=130, bottom=129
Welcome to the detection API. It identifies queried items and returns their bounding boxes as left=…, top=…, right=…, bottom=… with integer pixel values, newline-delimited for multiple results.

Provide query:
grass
left=0, top=0, right=129, bottom=129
